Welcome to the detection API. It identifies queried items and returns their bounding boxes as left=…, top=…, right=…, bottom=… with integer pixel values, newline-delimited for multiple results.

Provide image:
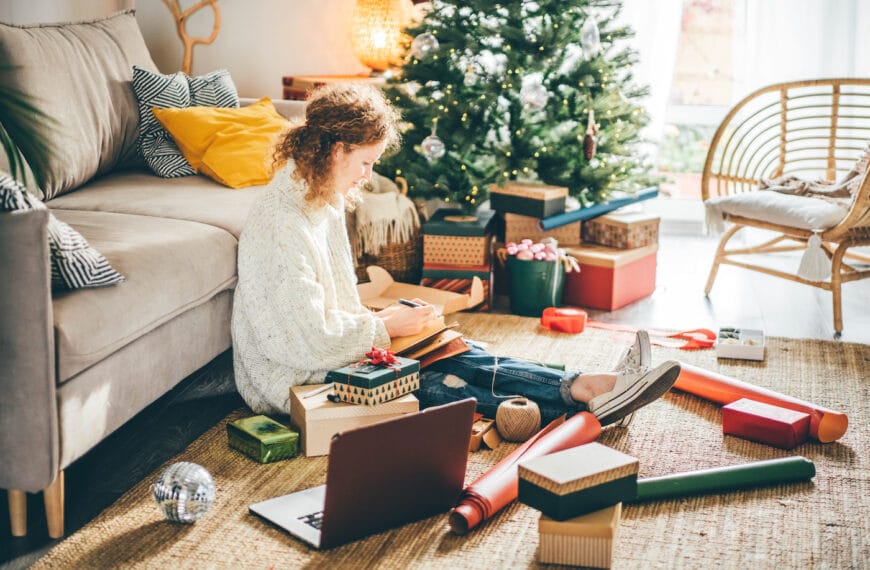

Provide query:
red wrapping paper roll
left=675, top=362, right=848, bottom=443
left=449, top=411, right=601, bottom=534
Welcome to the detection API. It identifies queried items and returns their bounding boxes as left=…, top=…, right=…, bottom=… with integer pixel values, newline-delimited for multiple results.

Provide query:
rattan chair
left=702, top=78, right=870, bottom=337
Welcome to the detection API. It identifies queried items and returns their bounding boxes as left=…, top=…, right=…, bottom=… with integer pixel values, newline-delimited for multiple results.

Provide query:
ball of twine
left=496, top=397, right=541, bottom=442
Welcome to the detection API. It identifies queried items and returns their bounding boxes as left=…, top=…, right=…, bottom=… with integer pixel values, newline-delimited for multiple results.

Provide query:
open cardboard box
left=358, top=266, right=484, bottom=314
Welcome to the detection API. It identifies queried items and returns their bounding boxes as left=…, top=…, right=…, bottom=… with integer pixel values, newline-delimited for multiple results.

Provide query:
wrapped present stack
left=421, top=209, right=496, bottom=310
left=489, top=182, right=580, bottom=247
left=289, top=384, right=418, bottom=456
left=563, top=209, right=661, bottom=311
left=518, top=442, right=639, bottom=568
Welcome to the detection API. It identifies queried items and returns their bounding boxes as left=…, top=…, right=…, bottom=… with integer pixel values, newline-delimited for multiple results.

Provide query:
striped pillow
left=132, top=66, right=239, bottom=178
left=0, top=173, right=125, bottom=289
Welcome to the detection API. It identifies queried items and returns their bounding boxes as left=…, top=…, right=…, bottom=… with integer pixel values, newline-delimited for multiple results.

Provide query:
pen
left=302, top=383, right=334, bottom=399
left=398, top=298, right=423, bottom=308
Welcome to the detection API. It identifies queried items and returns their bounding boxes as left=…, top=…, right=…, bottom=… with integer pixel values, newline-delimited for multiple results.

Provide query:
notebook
left=249, top=398, right=476, bottom=549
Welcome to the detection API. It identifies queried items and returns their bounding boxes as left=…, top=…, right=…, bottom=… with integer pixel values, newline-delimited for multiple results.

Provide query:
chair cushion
left=47, top=170, right=263, bottom=238
left=0, top=10, right=158, bottom=200
left=151, top=97, right=288, bottom=188
left=0, top=173, right=124, bottom=289
left=51, top=209, right=238, bottom=382
left=131, top=66, right=239, bottom=178
left=705, top=191, right=849, bottom=232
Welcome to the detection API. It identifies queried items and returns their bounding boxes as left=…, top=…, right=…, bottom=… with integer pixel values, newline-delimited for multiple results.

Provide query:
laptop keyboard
left=298, top=510, right=324, bottom=530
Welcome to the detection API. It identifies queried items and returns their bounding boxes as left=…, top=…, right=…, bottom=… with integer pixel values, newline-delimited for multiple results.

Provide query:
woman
left=232, top=83, right=680, bottom=426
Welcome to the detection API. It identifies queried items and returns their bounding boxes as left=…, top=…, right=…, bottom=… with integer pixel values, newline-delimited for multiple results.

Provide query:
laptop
left=249, top=398, right=476, bottom=549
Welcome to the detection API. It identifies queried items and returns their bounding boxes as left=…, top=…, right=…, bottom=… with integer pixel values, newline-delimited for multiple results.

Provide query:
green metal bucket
left=506, top=256, right=565, bottom=317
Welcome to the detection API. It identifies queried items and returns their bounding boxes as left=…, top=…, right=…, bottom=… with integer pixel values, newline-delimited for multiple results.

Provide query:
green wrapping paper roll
left=631, top=456, right=815, bottom=502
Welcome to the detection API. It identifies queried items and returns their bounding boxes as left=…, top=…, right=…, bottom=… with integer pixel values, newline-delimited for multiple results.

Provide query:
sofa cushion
left=0, top=173, right=125, bottom=289
left=48, top=170, right=263, bottom=238
left=0, top=10, right=158, bottom=200
left=132, top=66, right=239, bottom=178
left=51, top=209, right=238, bottom=382
left=152, top=97, right=288, bottom=188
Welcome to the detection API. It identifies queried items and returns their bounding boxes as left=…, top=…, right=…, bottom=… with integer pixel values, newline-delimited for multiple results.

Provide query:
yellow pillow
left=151, top=97, right=288, bottom=189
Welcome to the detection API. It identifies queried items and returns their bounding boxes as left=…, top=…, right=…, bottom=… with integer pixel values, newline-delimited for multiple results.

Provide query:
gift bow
left=366, top=347, right=398, bottom=366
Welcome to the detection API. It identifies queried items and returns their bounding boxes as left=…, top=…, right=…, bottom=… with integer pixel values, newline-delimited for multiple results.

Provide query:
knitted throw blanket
left=350, top=190, right=420, bottom=258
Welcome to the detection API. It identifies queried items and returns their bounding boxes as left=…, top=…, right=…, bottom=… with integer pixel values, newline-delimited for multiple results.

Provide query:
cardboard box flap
left=358, top=266, right=483, bottom=314
left=564, top=243, right=658, bottom=268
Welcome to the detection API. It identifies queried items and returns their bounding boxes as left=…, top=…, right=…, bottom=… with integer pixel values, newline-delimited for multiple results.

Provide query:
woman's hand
left=377, top=299, right=438, bottom=337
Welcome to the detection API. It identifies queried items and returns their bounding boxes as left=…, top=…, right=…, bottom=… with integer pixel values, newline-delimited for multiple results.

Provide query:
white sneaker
left=611, top=331, right=651, bottom=427
left=588, top=360, right=681, bottom=426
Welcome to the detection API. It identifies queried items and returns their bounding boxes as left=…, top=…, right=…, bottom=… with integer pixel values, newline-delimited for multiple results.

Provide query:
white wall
left=1, top=0, right=370, bottom=99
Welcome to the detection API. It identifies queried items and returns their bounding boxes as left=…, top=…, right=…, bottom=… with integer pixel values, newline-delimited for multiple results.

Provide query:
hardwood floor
left=1, top=227, right=867, bottom=569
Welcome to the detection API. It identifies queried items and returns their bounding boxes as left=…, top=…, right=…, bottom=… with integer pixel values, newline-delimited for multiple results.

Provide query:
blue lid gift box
left=326, top=355, right=421, bottom=406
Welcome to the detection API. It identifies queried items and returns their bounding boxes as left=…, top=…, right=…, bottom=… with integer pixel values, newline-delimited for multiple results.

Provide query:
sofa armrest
left=0, top=209, right=59, bottom=492
left=240, top=97, right=306, bottom=122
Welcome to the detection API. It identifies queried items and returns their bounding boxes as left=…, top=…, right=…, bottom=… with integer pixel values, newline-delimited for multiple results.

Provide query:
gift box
left=562, top=243, right=658, bottom=310
left=421, top=263, right=493, bottom=311
left=723, top=398, right=811, bottom=449
left=716, top=327, right=765, bottom=361
left=581, top=211, right=660, bottom=249
left=326, top=355, right=421, bottom=406
left=489, top=182, right=568, bottom=218
left=518, top=442, right=638, bottom=520
left=226, top=415, right=299, bottom=463
left=538, top=503, right=621, bottom=568
left=503, top=212, right=581, bottom=246
left=423, top=209, right=496, bottom=266
left=289, top=385, right=418, bottom=456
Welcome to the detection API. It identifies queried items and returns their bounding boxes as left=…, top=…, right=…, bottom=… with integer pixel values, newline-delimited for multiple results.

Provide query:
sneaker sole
left=594, top=361, right=681, bottom=426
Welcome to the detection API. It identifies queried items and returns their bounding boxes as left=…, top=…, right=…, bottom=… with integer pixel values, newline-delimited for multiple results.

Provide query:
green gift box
left=226, top=415, right=299, bottom=463
left=326, top=356, right=421, bottom=406
left=518, top=442, right=638, bottom=520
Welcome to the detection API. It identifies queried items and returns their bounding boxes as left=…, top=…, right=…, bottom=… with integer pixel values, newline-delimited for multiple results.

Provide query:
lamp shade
left=351, top=0, right=413, bottom=71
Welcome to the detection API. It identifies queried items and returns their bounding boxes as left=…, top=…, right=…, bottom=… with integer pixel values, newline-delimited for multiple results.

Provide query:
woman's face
left=332, top=140, right=388, bottom=196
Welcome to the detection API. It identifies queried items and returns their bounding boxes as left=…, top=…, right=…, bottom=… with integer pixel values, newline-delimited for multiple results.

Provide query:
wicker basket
left=352, top=176, right=423, bottom=284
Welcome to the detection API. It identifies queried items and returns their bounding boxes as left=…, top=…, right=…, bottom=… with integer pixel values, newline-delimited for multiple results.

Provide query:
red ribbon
left=365, top=346, right=399, bottom=366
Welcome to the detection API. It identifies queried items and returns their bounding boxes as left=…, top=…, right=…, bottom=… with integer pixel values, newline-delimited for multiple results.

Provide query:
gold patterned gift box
left=503, top=212, right=581, bottom=246
left=518, top=442, right=638, bottom=520
left=226, top=415, right=299, bottom=463
left=582, top=211, right=660, bottom=249
left=423, top=209, right=496, bottom=266
left=538, top=503, right=621, bottom=568
left=326, top=355, right=420, bottom=406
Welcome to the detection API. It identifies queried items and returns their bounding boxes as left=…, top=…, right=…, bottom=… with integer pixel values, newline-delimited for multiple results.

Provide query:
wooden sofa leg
left=8, top=489, right=27, bottom=537
left=831, top=243, right=848, bottom=339
left=43, top=471, right=64, bottom=539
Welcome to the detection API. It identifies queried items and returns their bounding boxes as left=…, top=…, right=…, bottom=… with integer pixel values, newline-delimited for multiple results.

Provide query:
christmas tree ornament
left=580, top=16, right=601, bottom=56
left=152, top=461, right=216, bottom=523
left=464, top=68, right=479, bottom=87
left=584, top=109, right=599, bottom=161
left=421, top=120, right=446, bottom=161
left=411, top=32, right=439, bottom=59
left=520, top=80, right=549, bottom=111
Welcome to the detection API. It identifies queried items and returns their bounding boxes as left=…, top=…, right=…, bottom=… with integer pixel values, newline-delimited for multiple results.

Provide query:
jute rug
left=35, top=314, right=869, bottom=569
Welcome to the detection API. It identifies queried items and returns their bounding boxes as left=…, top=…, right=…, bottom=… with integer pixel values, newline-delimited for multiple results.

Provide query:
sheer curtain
left=734, top=0, right=870, bottom=99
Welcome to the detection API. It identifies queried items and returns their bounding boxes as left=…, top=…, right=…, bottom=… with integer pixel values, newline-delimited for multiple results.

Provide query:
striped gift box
left=538, top=503, right=621, bottom=568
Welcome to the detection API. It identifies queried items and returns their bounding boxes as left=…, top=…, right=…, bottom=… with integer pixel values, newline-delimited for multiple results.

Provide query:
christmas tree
left=378, top=0, right=658, bottom=212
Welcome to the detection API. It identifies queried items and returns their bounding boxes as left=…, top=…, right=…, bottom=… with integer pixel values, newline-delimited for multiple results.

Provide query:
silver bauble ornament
left=580, top=17, right=601, bottom=56
left=411, top=32, right=439, bottom=59
left=520, top=82, right=549, bottom=111
left=421, top=134, right=446, bottom=161
left=152, top=461, right=216, bottom=523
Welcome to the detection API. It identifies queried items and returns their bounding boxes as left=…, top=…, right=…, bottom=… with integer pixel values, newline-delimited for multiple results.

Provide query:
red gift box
left=722, top=398, right=811, bottom=449
left=562, top=244, right=657, bottom=311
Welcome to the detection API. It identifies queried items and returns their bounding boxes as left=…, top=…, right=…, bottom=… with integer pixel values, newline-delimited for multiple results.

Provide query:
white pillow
left=704, top=191, right=849, bottom=233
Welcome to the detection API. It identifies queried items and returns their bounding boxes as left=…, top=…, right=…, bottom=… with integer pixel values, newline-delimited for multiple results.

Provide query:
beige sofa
left=0, top=11, right=304, bottom=537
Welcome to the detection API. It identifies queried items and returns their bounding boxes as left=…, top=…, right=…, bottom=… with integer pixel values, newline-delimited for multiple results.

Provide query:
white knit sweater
left=232, top=164, right=390, bottom=414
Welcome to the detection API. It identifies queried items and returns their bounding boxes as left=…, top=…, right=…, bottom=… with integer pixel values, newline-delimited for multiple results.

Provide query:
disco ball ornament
left=520, top=82, right=549, bottom=111
left=420, top=134, right=446, bottom=161
left=580, top=17, right=601, bottom=56
left=411, top=32, right=439, bottom=59
left=152, top=461, right=216, bottom=523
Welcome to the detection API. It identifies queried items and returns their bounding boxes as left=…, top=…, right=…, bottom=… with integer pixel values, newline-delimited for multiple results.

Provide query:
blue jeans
left=415, top=342, right=586, bottom=425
